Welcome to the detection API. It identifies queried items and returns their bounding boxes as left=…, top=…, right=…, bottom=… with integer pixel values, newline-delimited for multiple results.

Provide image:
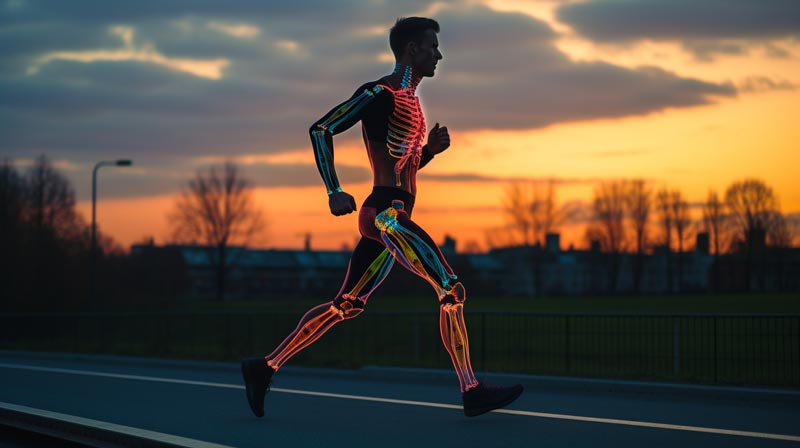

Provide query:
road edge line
left=0, top=401, right=233, bottom=448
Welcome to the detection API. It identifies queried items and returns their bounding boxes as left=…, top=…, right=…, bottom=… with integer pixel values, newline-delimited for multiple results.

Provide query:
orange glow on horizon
left=73, top=1, right=800, bottom=254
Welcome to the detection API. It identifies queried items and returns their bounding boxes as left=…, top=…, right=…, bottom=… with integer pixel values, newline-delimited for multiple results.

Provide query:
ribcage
left=387, top=90, right=425, bottom=159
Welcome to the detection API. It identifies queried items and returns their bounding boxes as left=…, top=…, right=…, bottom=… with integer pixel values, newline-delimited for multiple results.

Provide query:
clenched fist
left=427, top=122, right=450, bottom=155
left=328, top=190, right=357, bottom=216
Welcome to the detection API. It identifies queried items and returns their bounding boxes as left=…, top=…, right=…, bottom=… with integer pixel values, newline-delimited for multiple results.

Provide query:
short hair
left=389, top=17, right=440, bottom=59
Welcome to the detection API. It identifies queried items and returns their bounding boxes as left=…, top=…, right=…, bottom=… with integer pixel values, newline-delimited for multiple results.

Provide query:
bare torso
left=363, top=76, right=423, bottom=196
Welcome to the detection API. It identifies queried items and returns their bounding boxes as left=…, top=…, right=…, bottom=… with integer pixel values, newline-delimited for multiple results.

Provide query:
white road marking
left=2, top=362, right=799, bottom=442
left=0, top=401, right=233, bottom=448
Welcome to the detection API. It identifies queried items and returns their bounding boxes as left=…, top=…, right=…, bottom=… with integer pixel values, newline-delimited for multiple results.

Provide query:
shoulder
left=353, top=80, right=392, bottom=99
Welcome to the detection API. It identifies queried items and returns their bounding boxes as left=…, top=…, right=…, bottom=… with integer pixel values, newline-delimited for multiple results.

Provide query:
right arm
left=310, top=84, right=387, bottom=211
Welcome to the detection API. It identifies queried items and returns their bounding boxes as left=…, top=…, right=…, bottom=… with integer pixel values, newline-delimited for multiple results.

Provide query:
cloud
left=737, top=76, right=798, bottom=93
left=206, top=21, right=261, bottom=39
left=556, top=0, right=800, bottom=59
left=681, top=40, right=748, bottom=62
left=27, top=25, right=230, bottom=79
left=1, top=0, right=736, bottom=201
left=424, top=5, right=734, bottom=130
left=419, top=171, right=612, bottom=186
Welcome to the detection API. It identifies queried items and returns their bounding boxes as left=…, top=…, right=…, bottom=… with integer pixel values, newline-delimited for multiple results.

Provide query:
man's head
left=390, top=17, right=442, bottom=77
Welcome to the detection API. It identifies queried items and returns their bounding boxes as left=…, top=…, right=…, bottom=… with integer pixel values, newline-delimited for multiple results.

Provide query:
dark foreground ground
left=1, top=351, right=799, bottom=447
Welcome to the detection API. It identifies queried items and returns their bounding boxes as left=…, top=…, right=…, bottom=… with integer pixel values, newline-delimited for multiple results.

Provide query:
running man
left=242, top=17, right=523, bottom=418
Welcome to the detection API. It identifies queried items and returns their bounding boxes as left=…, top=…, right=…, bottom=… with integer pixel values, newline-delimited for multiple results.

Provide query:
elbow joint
left=309, top=123, right=328, bottom=137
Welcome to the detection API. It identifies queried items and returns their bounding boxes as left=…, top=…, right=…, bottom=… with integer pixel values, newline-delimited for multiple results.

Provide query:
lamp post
left=91, top=159, right=132, bottom=309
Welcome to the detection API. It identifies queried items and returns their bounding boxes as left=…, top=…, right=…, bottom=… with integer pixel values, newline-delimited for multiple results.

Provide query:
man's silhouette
left=242, top=17, right=523, bottom=418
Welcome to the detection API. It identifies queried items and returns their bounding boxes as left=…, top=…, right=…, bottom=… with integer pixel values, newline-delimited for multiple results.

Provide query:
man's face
left=411, top=29, right=442, bottom=77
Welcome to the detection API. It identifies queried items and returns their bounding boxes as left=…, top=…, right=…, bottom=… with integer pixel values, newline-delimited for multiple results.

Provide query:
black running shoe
left=462, top=382, right=524, bottom=417
left=241, top=357, right=275, bottom=418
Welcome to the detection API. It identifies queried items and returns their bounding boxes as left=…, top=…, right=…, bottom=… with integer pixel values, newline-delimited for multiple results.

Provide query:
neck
left=391, top=63, right=422, bottom=91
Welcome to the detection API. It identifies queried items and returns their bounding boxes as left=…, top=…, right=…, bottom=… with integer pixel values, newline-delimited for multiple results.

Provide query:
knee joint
left=439, top=282, right=466, bottom=306
left=333, top=294, right=365, bottom=318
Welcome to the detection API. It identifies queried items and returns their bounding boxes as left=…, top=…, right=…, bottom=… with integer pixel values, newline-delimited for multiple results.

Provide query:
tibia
left=266, top=303, right=343, bottom=370
left=439, top=302, right=478, bottom=392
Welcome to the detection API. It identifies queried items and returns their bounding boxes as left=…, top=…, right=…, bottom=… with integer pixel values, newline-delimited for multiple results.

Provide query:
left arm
left=419, top=122, right=450, bottom=169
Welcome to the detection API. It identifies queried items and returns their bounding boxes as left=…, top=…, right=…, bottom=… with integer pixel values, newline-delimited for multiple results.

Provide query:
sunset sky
left=2, top=0, right=799, bottom=252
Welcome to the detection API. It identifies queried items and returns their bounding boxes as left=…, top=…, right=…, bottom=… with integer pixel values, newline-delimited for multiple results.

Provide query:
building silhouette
left=131, top=230, right=800, bottom=301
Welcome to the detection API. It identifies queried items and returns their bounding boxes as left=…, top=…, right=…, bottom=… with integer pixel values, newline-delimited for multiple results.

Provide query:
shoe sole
left=464, top=386, right=524, bottom=417
left=241, top=360, right=265, bottom=418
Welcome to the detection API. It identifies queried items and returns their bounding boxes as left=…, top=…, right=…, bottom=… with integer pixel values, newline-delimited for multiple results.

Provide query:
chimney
left=441, top=234, right=456, bottom=255
left=545, top=233, right=560, bottom=254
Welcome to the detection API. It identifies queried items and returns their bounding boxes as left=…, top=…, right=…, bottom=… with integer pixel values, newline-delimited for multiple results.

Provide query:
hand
left=328, top=190, right=357, bottom=216
left=427, top=122, right=450, bottom=155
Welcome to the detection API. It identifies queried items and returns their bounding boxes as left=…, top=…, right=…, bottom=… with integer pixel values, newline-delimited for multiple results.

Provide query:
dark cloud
left=763, top=42, right=793, bottom=59
left=1, top=0, right=737, bottom=200
left=424, top=5, right=734, bottom=130
left=682, top=40, right=748, bottom=62
left=737, top=76, right=798, bottom=93
left=1, top=0, right=429, bottom=27
left=556, top=0, right=800, bottom=59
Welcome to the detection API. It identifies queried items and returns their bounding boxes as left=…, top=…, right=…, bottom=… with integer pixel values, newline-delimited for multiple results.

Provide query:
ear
left=406, top=41, right=417, bottom=57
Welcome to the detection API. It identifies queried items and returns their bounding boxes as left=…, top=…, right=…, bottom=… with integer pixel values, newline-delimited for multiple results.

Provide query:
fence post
left=673, top=318, right=680, bottom=377
left=713, top=316, right=718, bottom=383
left=565, top=315, right=571, bottom=375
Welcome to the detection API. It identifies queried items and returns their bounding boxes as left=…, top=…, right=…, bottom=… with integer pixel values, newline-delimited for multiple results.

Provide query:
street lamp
left=91, top=159, right=132, bottom=309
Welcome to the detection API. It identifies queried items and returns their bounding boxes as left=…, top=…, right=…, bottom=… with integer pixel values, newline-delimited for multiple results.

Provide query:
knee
left=439, top=282, right=466, bottom=306
left=332, top=294, right=365, bottom=319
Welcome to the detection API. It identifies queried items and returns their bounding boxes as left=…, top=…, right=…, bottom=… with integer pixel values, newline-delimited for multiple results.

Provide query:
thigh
left=379, top=207, right=457, bottom=288
left=334, top=236, right=394, bottom=303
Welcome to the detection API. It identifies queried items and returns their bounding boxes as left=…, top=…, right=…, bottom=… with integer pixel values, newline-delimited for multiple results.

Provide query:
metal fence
left=1, top=312, right=797, bottom=388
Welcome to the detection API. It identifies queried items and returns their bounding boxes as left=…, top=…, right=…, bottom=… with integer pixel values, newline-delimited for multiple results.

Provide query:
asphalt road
left=0, top=352, right=798, bottom=447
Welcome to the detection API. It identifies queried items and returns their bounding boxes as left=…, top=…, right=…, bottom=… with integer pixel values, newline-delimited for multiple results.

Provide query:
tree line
left=1, top=156, right=104, bottom=310
left=492, top=177, right=796, bottom=293
left=0, top=157, right=265, bottom=310
left=2, top=154, right=795, bottom=310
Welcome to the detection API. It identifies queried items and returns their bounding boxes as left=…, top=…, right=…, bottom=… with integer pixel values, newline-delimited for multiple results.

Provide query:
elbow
left=309, top=122, right=327, bottom=137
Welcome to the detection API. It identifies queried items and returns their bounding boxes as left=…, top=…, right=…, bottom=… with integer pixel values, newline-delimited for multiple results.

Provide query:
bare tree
left=703, top=190, right=726, bottom=255
left=169, top=162, right=265, bottom=301
left=724, top=178, right=777, bottom=250
left=724, top=178, right=780, bottom=291
left=626, top=179, right=651, bottom=293
left=0, top=156, right=96, bottom=309
left=703, top=190, right=726, bottom=291
left=671, top=190, right=691, bottom=292
left=484, top=225, right=517, bottom=250
left=25, top=155, right=85, bottom=246
left=0, top=160, right=25, bottom=243
left=504, top=182, right=533, bottom=246
left=0, top=160, right=26, bottom=305
left=503, top=179, right=578, bottom=247
left=502, top=179, right=581, bottom=296
left=766, top=211, right=793, bottom=249
left=590, top=180, right=628, bottom=292
left=766, top=211, right=795, bottom=292
left=26, top=156, right=91, bottom=300
left=655, top=189, right=673, bottom=292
